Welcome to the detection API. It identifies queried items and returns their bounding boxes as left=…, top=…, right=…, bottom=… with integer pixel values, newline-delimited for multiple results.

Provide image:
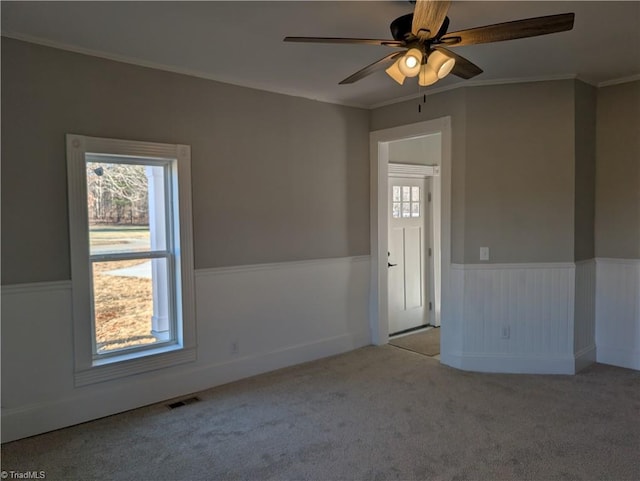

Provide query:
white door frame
left=369, top=117, right=452, bottom=346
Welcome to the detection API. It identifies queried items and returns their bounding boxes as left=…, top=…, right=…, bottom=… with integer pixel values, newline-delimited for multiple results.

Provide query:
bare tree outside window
left=86, top=161, right=160, bottom=353
left=86, top=162, right=149, bottom=226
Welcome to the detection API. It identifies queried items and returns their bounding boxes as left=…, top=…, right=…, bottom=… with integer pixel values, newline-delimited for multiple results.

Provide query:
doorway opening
left=387, top=165, right=438, bottom=336
left=369, top=118, right=451, bottom=356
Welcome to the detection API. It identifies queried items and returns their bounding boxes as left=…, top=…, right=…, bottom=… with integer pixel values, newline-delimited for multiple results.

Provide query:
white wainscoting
left=440, top=264, right=465, bottom=359
left=1, top=256, right=371, bottom=442
left=444, top=263, right=578, bottom=374
left=193, top=256, right=371, bottom=368
left=574, top=260, right=597, bottom=371
left=595, top=258, right=640, bottom=370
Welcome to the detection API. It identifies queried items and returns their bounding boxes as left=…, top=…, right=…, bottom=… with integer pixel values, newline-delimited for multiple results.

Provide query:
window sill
left=74, top=346, right=196, bottom=387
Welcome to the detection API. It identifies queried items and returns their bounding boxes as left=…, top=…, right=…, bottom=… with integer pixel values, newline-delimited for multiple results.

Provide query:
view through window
left=86, top=159, right=175, bottom=356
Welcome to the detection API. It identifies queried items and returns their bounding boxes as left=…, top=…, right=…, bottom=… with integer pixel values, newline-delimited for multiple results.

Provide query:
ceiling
left=2, top=1, right=639, bottom=108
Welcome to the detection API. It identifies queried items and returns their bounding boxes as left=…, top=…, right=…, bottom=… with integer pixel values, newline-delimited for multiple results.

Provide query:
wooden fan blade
left=284, top=37, right=405, bottom=47
left=434, top=47, right=483, bottom=79
left=440, top=13, right=575, bottom=47
left=339, top=51, right=405, bottom=85
left=412, top=0, right=451, bottom=40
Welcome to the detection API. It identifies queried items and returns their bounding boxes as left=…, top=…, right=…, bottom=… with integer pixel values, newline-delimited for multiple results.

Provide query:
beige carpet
left=2, top=346, right=639, bottom=481
left=389, top=327, right=440, bottom=356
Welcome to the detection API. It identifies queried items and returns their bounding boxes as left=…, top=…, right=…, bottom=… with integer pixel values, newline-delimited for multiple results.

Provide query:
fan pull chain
left=417, top=85, right=427, bottom=114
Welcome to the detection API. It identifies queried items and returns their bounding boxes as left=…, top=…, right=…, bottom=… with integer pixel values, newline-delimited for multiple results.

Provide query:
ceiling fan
left=284, top=0, right=574, bottom=87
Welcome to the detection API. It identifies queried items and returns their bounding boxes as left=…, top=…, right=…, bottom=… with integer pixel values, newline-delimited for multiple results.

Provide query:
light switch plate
left=480, top=247, right=490, bottom=261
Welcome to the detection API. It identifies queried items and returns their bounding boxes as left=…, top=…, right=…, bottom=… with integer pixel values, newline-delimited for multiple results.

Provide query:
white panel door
left=388, top=177, right=430, bottom=334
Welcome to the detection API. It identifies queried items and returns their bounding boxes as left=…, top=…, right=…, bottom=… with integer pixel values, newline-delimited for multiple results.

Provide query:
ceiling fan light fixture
left=428, top=50, right=456, bottom=79
left=286, top=8, right=576, bottom=90
left=398, top=48, right=423, bottom=77
left=385, top=58, right=406, bottom=85
left=418, top=65, right=438, bottom=87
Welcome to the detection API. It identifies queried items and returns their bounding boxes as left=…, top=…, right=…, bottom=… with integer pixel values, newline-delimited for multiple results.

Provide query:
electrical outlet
left=231, top=341, right=239, bottom=355
left=480, top=247, right=490, bottom=261
left=501, top=326, right=510, bottom=339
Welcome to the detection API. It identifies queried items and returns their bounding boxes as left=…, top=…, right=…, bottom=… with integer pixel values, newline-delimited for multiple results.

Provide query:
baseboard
left=1, top=331, right=370, bottom=443
left=441, top=352, right=576, bottom=374
left=596, top=346, right=640, bottom=371
left=574, top=345, right=597, bottom=372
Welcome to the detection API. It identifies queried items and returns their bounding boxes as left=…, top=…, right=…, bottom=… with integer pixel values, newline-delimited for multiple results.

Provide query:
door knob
left=387, top=251, right=397, bottom=267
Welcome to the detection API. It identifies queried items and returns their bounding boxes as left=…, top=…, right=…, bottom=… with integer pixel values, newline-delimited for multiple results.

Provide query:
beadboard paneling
left=574, top=260, right=596, bottom=370
left=445, top=263, right=576, bottom=374
left=461, top=263, right=575, bottom=355
left=595, top=258, right=640, bottom=370
left=441, top=265, right=465, bottom=362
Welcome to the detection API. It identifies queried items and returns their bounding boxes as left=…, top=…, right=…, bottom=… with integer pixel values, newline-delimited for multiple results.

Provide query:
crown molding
left=0, top=32, right=370, bottom=109
left=370, top=73, right=640, bottom=110
left=598, top=74, right=640, bottom=88
left=369, top=74, right=583, bottom=109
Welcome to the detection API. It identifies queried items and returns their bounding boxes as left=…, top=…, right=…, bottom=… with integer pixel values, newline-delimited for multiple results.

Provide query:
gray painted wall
left=464, top=81, right=575, bottom=264
left=3, top=37, right=637, bottom=286
left=388, top=134, right=441, bottom=166
left=372, top=81, right=578, bottom=264
left=595, top=81, right=640, bottom=259
left=371, top=88, right=468, bottom=263
left=1, top=39, right=370, bottom=284
left=374, top=79, right=639, bottom=264
left=574, top=81, right=597, bottom=261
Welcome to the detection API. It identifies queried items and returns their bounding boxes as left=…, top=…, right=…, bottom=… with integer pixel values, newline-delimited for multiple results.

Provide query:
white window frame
left=67, top=134, right=196, bottom=386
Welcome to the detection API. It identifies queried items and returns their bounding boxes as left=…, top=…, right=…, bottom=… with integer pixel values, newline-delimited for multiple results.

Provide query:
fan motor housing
left=390, top=13, right=414, bottom=41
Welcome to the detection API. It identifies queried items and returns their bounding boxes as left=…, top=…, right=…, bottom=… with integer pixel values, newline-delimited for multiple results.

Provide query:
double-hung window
left=67, top=135, right=196, bottom=385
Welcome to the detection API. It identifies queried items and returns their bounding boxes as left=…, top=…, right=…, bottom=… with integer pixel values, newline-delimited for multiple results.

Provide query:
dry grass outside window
left=92, top=260, right=156, bottom=352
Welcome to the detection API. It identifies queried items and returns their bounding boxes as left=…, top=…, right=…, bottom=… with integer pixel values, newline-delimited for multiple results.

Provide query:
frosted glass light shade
left=428, top=50, right=456, bottom=79
left=418, top=65, right=438, bottom=86
left=398, top=48, right=423, bottom=78
left=385, top=58, right=406, bottom=85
